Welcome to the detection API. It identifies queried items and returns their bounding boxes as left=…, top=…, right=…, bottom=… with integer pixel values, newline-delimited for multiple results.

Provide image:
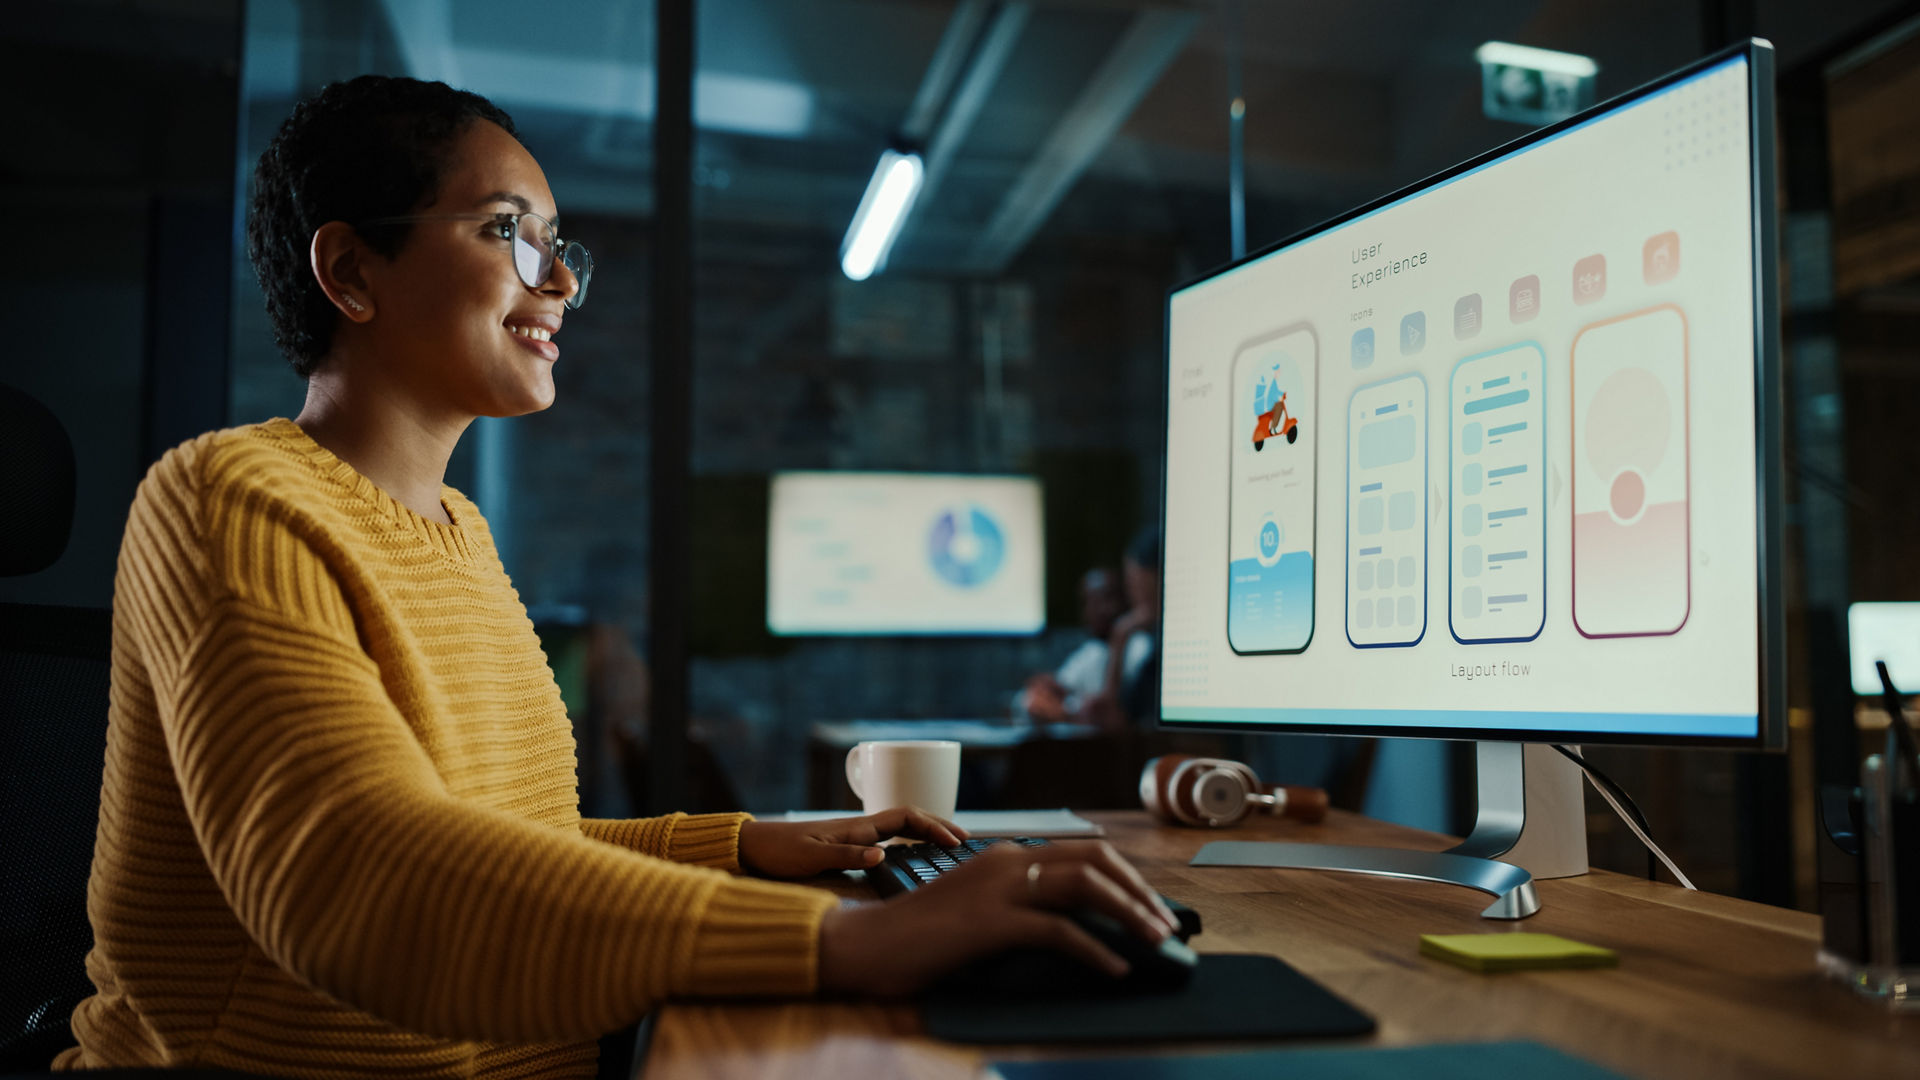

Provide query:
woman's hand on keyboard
left=816, top=840, right=1181, bottom=997
left=738, top=806, right=968, bottom=879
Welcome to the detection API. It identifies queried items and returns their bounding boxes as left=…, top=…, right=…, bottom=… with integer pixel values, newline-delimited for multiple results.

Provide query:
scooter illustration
left=1252, top=391, right=1298, bottom=450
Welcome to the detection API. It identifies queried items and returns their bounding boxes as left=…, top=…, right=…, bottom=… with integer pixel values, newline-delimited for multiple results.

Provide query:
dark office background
left=5, top=0, right=1919, bottom=909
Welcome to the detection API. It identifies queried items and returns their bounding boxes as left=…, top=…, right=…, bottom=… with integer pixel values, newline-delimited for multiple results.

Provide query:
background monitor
left=767, top=471, right=1045, bottom=636
left=1160, top=43, right=1781, bottom=749
left=1847, top=602, right=1920, bottom=696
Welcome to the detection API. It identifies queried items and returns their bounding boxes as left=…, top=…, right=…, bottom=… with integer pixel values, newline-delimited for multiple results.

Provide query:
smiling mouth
left=507, top=325, right=553, bottom=342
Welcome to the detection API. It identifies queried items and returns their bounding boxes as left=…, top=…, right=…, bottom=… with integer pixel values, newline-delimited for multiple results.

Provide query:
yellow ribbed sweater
left=55, top=418, right=836, bottom=1078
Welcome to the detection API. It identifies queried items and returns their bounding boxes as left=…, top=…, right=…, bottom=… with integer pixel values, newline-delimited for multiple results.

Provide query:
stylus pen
left=1874, top=660, right=1920, bottom=795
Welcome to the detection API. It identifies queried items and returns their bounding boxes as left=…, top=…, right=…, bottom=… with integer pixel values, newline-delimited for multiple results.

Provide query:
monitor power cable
left=1551, top=744, right=1697, bottom=891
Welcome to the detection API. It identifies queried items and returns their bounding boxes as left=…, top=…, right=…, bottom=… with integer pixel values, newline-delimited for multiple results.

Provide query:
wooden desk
left=645, top=811, right=1920, bottom=1079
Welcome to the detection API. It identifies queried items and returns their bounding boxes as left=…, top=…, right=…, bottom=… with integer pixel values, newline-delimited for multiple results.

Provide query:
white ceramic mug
left=844, top=740, right=961, bottom=818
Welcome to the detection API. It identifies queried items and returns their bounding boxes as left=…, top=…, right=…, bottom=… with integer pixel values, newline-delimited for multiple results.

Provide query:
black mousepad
left=921, top=954, right=1375, bottom=1045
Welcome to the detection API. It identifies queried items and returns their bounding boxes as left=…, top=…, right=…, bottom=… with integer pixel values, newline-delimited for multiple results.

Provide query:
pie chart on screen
left=928, top=505, right=1005, bottom=588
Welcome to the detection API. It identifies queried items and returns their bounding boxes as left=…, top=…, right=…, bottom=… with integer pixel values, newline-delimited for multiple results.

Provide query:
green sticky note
left=1419, top=932, right=1619, bottom=973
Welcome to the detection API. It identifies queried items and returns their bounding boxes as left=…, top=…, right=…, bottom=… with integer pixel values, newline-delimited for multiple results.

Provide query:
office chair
left=0, top=384, right=111, bottom=1071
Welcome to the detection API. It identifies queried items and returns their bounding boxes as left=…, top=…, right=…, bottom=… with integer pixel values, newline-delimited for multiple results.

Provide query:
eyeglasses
left=358, top=211, right=594, bottom=309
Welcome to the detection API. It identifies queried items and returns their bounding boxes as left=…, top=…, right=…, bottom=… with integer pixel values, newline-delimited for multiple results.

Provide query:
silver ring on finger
left=1026, top=861, right=1043, bottom=901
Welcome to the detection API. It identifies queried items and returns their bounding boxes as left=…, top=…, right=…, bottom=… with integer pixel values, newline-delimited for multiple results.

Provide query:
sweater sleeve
left=142, top=467, right=835, bottom=1044
left=579, top=813, right=752, bottom=873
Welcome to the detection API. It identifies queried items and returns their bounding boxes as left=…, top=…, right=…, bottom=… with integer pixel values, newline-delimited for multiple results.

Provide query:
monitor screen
left=767, top=471, right=1045, bottom=636
left=1161, top=46, right=1778, bottom=746
left=1848, top=602, right=1920, bottom=697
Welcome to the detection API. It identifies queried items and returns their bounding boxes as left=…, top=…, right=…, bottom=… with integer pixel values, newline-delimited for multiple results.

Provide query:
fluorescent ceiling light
left=1473, top=41, right=1598, bottom=79
left=841, top=150, right=924, bottom=282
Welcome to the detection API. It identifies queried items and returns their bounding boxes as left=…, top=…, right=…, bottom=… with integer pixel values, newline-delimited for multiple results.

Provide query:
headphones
left=1139, top=755, right=1330, bottom=828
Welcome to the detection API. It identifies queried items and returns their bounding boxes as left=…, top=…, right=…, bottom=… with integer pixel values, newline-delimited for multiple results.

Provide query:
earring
left=343, top=295, right=366, bottom=312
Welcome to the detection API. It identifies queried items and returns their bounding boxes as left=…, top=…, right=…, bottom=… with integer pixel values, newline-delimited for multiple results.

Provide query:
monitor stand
left=1190, top=741, right=1588, bottom=919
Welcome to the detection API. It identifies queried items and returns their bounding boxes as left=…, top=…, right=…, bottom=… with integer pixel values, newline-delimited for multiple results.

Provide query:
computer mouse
left=931, top=907, right=1198, bottom=998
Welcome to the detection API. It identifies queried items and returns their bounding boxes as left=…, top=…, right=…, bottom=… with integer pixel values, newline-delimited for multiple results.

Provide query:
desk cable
left=1551, top=745, right=1697, bottom=891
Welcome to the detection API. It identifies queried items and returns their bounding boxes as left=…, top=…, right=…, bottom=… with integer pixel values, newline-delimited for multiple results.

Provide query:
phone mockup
left=1347, top=374, right=1428, bottom=648
left=1450, top=342, right=1547, bottom=645
left=1227, top=324, right=1318, bottom=654
left=1570, top=303, right=1691, bottom=638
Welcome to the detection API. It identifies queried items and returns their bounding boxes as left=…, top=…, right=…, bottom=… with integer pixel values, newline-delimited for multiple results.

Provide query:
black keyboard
left=863, top=836, right=1202, bottom=940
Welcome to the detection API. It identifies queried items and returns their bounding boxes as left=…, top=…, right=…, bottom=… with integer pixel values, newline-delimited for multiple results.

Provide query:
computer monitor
left=766, top=470, right=1045, bottom=636
left=1848, top=602, right=1920, bottom=697
left=1159, top=41, right=1783, bottom=916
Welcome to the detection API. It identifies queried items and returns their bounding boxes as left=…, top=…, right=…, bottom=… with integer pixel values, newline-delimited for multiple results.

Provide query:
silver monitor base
left=1191, top=742, right=1588, bottom=919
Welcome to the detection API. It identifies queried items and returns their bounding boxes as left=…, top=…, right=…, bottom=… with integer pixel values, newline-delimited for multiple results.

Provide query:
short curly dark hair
left=246, top=75, right=519, bottom=377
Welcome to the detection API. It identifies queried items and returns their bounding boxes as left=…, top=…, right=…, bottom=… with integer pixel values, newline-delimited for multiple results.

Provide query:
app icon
left=1351, top=327, right=1375, bottom=368
left=1573, top=254, right=1606, bottom=305
left=1643, top=231, right=1679, bottom=284
left=1509, top=275, right=1540, bottom=323
left=1453, top=294, right=1482, bottom=340
left=1399, top=312, right=1426, bottom=355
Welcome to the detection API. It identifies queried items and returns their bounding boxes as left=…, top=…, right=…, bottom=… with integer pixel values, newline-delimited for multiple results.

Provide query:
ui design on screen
left=767, top=472, right=1045, bottom=635
left=1228, top=325, right=1318, bottom=653
left=1162, top=52, right=1764, bottom=741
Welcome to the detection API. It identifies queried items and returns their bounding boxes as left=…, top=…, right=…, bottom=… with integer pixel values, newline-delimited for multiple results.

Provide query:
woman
left=56, top=76, right=1176, bottom=1077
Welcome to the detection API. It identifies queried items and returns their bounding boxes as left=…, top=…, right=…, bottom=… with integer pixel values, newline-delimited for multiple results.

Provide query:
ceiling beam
left=901, top=0, right=994, bottom=143
left=912, top=2, right=1032, bottom=235
left=966, top=7, right=1199, bottom=273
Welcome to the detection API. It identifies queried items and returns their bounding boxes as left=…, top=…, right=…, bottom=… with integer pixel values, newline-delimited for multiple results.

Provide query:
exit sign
left=1476, top=42, right=1598, bottom=126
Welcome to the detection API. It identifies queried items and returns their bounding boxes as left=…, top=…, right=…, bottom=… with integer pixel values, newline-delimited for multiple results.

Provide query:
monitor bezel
left=1156, top=39, right=1784, bottom=751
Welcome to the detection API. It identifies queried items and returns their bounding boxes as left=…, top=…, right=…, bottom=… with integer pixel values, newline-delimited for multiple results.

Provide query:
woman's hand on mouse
left=815, top=840, right=1180, bottom=997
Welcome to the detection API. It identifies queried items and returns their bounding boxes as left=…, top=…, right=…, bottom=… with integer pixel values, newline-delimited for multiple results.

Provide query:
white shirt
left=1014, top=630, right=1154, bottom=722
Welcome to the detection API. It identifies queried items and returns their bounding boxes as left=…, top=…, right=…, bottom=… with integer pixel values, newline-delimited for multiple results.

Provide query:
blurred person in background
left=1081, top=526, right=1161, bottom=732
left=1014, top=566, right=1125, bottom=724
